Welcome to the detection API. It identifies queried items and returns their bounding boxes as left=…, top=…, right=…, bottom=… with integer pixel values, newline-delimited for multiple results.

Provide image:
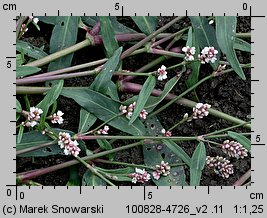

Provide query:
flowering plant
left=16, top=16, right=251, bottom=186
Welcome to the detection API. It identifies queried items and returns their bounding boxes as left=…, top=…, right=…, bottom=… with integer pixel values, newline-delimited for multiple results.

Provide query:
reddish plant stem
left=121, top=17, right=185, bottom=59
left=90, top=21, right=100, bottom=36
left=233, top=169, right=251, bottom=186
left=16, top=67, right=102, bottom=85
left=17, top=141, right=142, bottom=182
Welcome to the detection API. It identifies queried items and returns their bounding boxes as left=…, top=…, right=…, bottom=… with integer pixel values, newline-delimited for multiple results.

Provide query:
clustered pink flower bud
left=206, top=156, right=234, bottom=179
left=20, top=24, right=28, bottom=35
left=157, top=65, right=168, bottom=81
left=22, top=106, right=43, bottom=127
left=182, top=46, right=196, bottom=62
left=220, top=140, right=248, bottom=159
left=152, top=161, right=171, bottom=180
left=161, top=128, right=172, bottom=137
left=28, top=16, right=39, bottom=24
left=97, top=125, right=109, bottom=135
left=58, top=132, right=80, bottom=157
left=198, top=46, right=218, bottom=64
left=51, top=110, right=64, bottom=125
left=139, top=109, right=148, bottom=120
left=192, top=103, right=211, bottom=120
left=129, top=168, right=151, bottom=184
left=213, top=64, right=226, bottom=77
left=119, top=102, right=148, bottom=120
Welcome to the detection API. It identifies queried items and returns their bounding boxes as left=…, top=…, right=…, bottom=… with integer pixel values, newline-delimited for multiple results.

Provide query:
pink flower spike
left=128, top=168, right=151, bottom=184
left=58, top=132, right=80, bottom=157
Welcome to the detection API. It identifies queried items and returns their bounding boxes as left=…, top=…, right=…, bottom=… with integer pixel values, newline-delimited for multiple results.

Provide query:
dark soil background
left=17, top=17, right=251, bottom=186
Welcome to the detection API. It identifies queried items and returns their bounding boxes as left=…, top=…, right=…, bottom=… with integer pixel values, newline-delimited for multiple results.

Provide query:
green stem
left=94, top=159, right=155, bottom=170
left=17, top=67, right=102, bottom=85
left=76, top=156, right=115, bottom=186
left=16, top=140, right=57, bottom=155
left=79, top=113, right=122, bottom=136
left=235, top=32, right=251, bottom=39
left=75, top=135, right=199, bottom=141
left=116, top=72, right=154, bottom=76
left=29, top=58, right=108, bottom=79
left=202, top=139, right=221, bottom=146
left=25, top=40, right=91, bottom=67
left=203, top=122, right=251, bottom=137
left=167, top=61, right=185, bottom=70
left=16, top=84, right=251, bottom=130
left=151, top=27, right=190, bottom=48
left=121, top=16, right=185, bottom=59
left=94, top=159, right=186, bottom=170
left=148, top=74, right=213, bottom=118
left=150, top=48, right=184, bottom=58
left=205, top=132, right=251, bottom=139
left=168, top=116, right=190, bottom=132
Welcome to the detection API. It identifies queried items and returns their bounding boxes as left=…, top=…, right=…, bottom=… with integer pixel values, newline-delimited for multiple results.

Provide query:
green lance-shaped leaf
left=96, top=139, right=114, bottom=160
left=61, top=88, right=146, bottom=135
left=162, top=139, right=191, bottom=167
left=37, top=80, right=64, bottom=127
left=16, top=53, right=25, bottom=66
left=131, top=16, right=158, bottom=36
left=216, top=16, right=246, bottom=80
left=48, top=16, right=80, bottom=72
left=100, top=17, right=119, bottom=57
left=185, top=27, right=201, bottom=88
left=17, top=125, right=24, bottom=144
left=234, top=38, right=251, bottom=52
left=16, top=99, right=22, bottom=113
left=82, top=170, right=107, bottom=186
left=90, top=47, right=122, bottom=99
left=37, top=16, right=57, bottom=25
left=129, top=75, right=156, bottom=124
left=78, top=108, right=97, bottom=134
left=16, top=40, right=48, bottom=60
left=17, top=128, right=85, bottom=157
left=66, top=165, right=81, bottom=186
left=16, top=99, right=22, bottom=121
left=16, top=66, right=41, bottom=78
left=96, top=167, right=133, bottom=182
left=145, top=75, right=181, bottom=112
left=190, top=16, right=220, bottom=69
left=144, top=117, right=187, bottom=186
left=227, top=131, right=251, bottom=152
left=190, top=142, right=206, bottom=186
